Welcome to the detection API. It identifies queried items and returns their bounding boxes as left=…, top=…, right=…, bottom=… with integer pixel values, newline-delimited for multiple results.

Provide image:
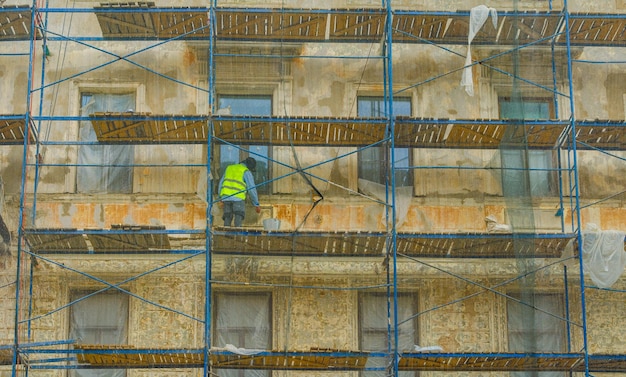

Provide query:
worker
left=218, top=157, right=261, bottom=227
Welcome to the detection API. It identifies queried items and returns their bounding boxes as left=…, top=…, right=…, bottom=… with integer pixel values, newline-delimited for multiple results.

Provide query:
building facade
left=0, top=0, right=625, bottom=376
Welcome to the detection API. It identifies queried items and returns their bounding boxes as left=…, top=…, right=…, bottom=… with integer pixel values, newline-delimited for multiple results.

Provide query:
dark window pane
left=499, top=98, right=554, bottom=197
left=217, top=95, right=272, bottom=194
left=218, top=95, right=272, bottom=116
left=357, top=97, right=412, bottom=186
left=358, top=147, right=385, bottom=183
left=500, top=100, right=550, bottom=120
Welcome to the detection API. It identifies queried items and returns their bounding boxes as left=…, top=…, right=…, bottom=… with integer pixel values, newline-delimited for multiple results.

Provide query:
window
left=357, top=96, right=412, bottom=187
left=69, top=291, right=128, bottom=377
left=214, top=292, right=272, bottom=377
left=217, top=95, right=272, bottom=195
left=500, top=148, right=554, bottom=197
left=507, top=293, right=566, bottom=377
left=499, top=97, right=555, bottom=197
left=77, top=93, right=135, bottom=193
left=359, top=292, right=418, bottom=377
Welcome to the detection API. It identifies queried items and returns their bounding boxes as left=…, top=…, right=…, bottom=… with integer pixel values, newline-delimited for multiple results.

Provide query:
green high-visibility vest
left=220, top=163, right=249, bottom=200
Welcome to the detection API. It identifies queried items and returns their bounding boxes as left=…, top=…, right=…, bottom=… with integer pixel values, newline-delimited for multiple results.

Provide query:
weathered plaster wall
left=0, top=268, right=15, bottom=345
left=30, top=197, right=206, bottom=229
left=1, top=24, right=623, bottom=207
left=0, top=1, right=625, bottom=376
left=5, top=252, right=622, bottom=376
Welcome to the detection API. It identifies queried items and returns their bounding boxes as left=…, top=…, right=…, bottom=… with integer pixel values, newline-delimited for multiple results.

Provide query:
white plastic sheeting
left=485, top=215, right=512, bottom=233
left=77, top=93, right=135, bottom=194
left=582, top=223, right=626, bottom=288
left=507, top=293, right=565, bottom=377
left=358, top=179, right=413, bottom=229
left=413, top=344, right=443, bottom=352
left=222, top=344, right=264, bottom=355
left=215, top=293, right=271, bottom=377
left=461, top=5, right=497, bottom=96
left=361, top=293, right=417, bottom=377
left=69, top=292, right=128, bottom=377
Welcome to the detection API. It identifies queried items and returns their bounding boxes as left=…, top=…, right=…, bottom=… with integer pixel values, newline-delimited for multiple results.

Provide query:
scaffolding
left=1, top=0, right=625, bottom=376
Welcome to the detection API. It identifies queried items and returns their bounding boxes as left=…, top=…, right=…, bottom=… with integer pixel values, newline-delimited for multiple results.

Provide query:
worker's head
left=242, top=157, right=257, bottom=172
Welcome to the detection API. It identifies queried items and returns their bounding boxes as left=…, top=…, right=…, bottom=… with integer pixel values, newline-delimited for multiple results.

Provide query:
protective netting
left=498, top=0, right=566, bottom=365
left=4, top=1, right=626, bottom=376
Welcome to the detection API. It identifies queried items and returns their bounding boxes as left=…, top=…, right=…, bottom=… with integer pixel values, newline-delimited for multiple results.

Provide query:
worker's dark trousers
left=223, top=200, right=246, bottom=227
